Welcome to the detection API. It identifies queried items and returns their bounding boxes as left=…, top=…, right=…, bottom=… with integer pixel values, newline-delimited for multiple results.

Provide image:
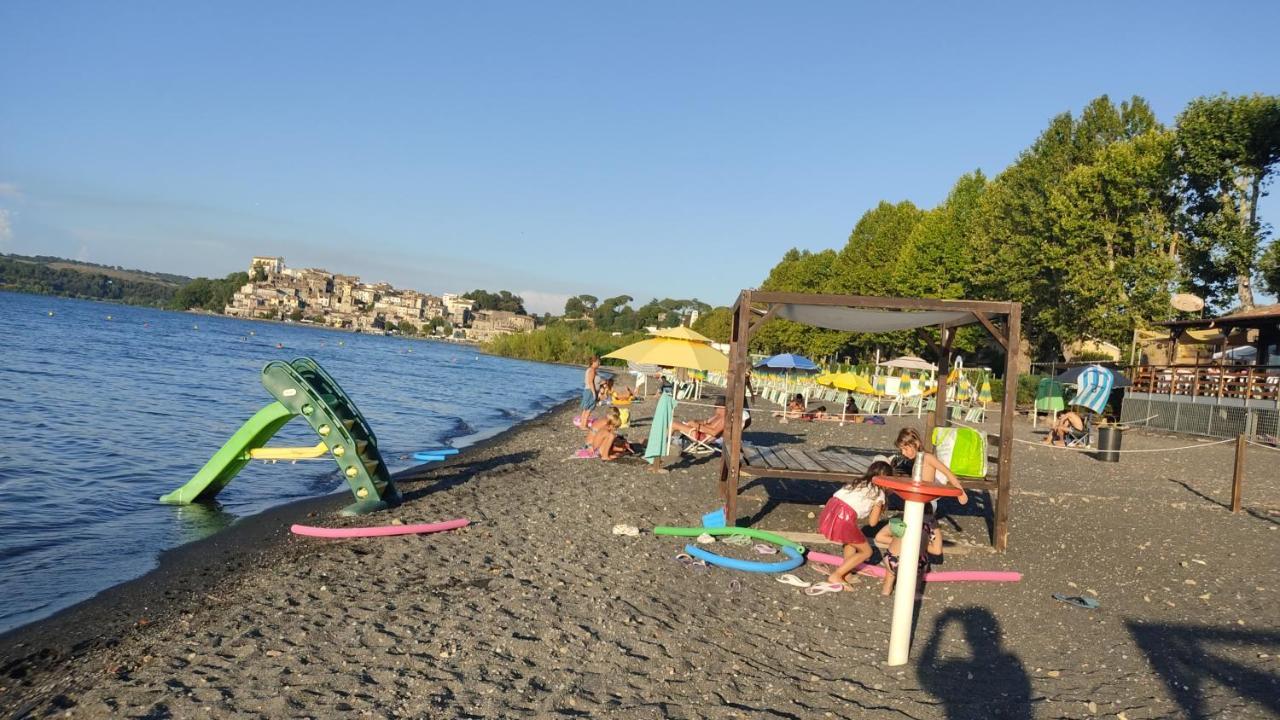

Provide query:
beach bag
left=931, top=426, right=987, bottom=478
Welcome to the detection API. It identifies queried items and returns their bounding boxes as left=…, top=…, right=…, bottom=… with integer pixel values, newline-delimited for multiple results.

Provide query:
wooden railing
left=1129, top=364, right=1280, bottom=402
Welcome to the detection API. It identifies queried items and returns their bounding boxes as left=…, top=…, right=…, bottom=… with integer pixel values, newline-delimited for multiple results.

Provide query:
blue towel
left=645, top=391, right=674, bottom=464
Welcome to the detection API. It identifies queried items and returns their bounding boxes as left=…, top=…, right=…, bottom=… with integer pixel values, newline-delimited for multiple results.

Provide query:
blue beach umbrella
left=754, top=353, right=820, bottom=371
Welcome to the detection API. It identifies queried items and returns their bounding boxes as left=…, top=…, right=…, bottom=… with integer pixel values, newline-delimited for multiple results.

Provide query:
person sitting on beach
left=671, top=396, right=727, bottom=444
left=1044, top=410, right=1084, bottom=446
left=816, top=460, right=891, bottom=590
left=801, top=405, right=829, bottom=421
left=774, top=394, right=806, bottom=421
left=597, top=377, right=615, bottom=404
left=878, top=504, right=943, bottom=596
left=577, top=356, right=600, bottom=428
left=589, top=410, right=632, bottom=461
left=611, top=385, right=637, bottom=404
left=843, top=396, right=860, bottom=416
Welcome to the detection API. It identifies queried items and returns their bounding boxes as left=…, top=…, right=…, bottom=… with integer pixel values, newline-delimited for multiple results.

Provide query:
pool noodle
left=291, top=518, right=469, bottom=538
left=806, top=550, right=1021, bottom=583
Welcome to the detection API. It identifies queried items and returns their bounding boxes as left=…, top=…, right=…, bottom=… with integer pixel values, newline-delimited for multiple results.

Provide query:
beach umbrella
left=879, top=356, right=938, bottom=372
left=754, top=353, right=820, bottom=371
left=1055, top=365, right=1130, bottom=389
left=604, top=337, right=728, bottom=373
left=651, top=326, right=714, bottom=343
left=816, top=372, right=878, bottom=395
left=1063, top=365, right=1116, bottom=414
left=978, top=379, right=993, bottom=405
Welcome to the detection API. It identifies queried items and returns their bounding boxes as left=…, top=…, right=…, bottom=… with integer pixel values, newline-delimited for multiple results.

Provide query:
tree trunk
left=1238, top=273, right=1255, bottom=310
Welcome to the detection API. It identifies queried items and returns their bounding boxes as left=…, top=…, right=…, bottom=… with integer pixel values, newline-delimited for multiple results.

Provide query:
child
left=801, top=405, right=829, bottom=421
left=577, top=356, right=600, bottom=428
left=815, top=460, right=892, bottom=590
left=878, top=505, right=943, bottom=596
left=589, top=411, right=630, bottom=461
left=597, top=377, right=615, bottom=404
left=894, top=427, right=968, bottom=507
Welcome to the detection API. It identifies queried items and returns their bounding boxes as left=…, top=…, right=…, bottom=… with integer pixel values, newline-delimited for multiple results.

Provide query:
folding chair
left=1064, top=413, right=1093, bottom=447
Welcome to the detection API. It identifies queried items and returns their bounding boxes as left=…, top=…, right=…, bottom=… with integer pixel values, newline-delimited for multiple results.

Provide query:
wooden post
left=1231, top=434, right=1245, bottom=514
left=994, top=303, right=1020, bottom=552
left=720, top=293, right=754, bottom=526
left=933, top=326, right=953, bottom=439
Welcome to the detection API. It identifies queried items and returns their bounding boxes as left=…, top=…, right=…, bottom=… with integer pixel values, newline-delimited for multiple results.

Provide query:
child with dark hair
left=879, top=504, right=943, bottom=596
left=814, top=460, right=892, bottom=591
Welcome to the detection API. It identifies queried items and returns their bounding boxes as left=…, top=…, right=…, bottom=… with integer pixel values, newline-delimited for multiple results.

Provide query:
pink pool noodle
left=290, top=518, right=470, bottom=538
left=806, top=550, right=1021, bottom=583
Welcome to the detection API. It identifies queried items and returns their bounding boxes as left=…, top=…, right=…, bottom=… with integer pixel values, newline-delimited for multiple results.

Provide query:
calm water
left=0, top=291, right=580, bottom=633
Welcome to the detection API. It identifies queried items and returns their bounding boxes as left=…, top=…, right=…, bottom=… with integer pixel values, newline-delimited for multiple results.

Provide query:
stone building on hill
left=222, top=256, right=533, bottom=340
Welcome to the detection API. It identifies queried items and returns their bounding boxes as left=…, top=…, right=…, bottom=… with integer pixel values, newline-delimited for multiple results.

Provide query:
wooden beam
left=993, top=302, right=1020, bottom=552
left=721, top=292, right=754, bottom=526
left=929, top=326, right=954, bottom=451
left=748, top=304, right=779, bottom=333
left=746, top=291, right=1015, bottom=315
left=971, top=310, right=1008, bottom=349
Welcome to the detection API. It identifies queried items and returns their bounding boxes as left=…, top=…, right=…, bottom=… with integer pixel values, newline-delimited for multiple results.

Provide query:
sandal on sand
left=1052, top=593, right=1099, bottom=609
left=695, top=533, right=716, bottom=544
left=611, top=524, right=640, bottom=536
left=776, top=574, right=811, bottom=588
left=674, top=553, right=708, bottom=570
left=752, top=543, right=779, bottom=555
left=721, top=534, right=753, bottom=547
left=804, top=582, right=844, bottom=596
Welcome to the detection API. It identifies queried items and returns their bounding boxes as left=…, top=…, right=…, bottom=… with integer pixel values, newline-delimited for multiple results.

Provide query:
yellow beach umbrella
left=650, top=326, right=714, bottom=343
left=978, top=379, right=993, bottom=405
left=816, top=372, right=878, bottom=395
left=604, top=337, right=728, bottom=372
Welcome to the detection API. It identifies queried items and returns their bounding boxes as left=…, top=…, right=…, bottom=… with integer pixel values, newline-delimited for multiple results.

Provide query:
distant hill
left=0, top=253, right=193, bottom=307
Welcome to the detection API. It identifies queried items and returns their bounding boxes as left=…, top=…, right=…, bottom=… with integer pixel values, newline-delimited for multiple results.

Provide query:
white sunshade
left=774, top=304, right=978, bottom=333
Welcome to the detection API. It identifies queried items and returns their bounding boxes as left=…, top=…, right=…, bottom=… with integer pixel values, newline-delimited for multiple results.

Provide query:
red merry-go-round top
left=873, top=475, right=963, bottom=504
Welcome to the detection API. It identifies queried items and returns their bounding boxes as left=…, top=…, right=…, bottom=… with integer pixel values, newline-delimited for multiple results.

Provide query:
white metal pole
left=887, top=498, right=926, bottom=666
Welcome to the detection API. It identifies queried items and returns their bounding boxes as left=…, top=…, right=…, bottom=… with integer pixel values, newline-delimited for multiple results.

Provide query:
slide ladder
left=159, top=357, right=400, bottom=516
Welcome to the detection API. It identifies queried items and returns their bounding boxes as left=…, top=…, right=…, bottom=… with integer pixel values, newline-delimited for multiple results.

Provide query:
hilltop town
left=223, top=256, right=534, bottom=341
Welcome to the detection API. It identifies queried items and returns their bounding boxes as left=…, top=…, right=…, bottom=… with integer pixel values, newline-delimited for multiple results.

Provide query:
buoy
left=106, top=315, right=112, bottom=321
left=47, top=311, right=54, bottom=317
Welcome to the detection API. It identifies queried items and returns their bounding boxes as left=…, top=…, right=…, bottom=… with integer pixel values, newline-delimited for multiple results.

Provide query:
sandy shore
left=2, top=391, right=1278, bottom=719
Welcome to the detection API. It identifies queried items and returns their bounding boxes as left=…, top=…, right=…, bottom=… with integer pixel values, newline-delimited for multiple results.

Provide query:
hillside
left=0, top=253, right=192, bottom=307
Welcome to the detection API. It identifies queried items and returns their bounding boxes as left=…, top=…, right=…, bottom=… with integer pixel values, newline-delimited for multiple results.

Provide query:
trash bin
left=1096, top=425, right=1122, bottom=462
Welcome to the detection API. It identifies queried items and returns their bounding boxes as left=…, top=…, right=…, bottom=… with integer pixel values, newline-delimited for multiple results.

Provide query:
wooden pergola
left=718, top=290, right=1022, bottom=551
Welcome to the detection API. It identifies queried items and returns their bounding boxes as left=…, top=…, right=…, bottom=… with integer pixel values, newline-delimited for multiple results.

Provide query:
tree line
left=730, top=93, right=1279, bottom=363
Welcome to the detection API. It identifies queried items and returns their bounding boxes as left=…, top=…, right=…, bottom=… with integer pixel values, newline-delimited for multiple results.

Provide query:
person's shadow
left=918, top=607, right=1032, bottom=719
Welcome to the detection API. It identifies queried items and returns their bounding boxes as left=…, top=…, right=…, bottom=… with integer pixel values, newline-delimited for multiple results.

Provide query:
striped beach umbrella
left=978, top=379, right=993, bottom=405
left=1068, top=365, right=1114, bottom=414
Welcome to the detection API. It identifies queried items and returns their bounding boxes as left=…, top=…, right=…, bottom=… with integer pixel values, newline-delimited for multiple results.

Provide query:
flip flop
left=726, top=578, right=743, bottom=593
left=675, top=553, right=709, bottom=571
left=752, top=543, right=779, bottom=555
left=1052, top=593, right=1099, bottom=609
left=721, top=534, right=753, bottom=547
left=695, top=533, right=716, bottom=544
left=804, top=582, right=844, bottom=596
left=776, top=574, right=812, bottom=588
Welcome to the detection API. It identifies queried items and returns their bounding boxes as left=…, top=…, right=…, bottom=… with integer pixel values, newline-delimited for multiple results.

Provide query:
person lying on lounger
left=672, top=397, right=727, bottom=444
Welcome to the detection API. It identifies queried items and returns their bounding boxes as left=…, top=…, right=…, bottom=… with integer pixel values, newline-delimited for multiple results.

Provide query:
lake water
left=0, top=291, right=581, bottom=634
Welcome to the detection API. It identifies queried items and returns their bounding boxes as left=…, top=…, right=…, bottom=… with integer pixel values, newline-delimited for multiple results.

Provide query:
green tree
left=1051, top=129, right=1180, bottom=346
left=691, top=306, right=734, bottom=343
left=465, top=289, right=527, bottom=314
left=1261, top=241, right=1280, bottom=296
left=895, top=172, right=987, bottom=301
left=1175, top=93, right=1280, bottom=309
left=289, top=308, right=304, bottom=322
left=397, top=319, right=417, bottom=336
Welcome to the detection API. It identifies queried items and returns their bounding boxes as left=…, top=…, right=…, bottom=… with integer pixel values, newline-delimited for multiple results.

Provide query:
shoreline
left=0, top=398, right=578, bottom=694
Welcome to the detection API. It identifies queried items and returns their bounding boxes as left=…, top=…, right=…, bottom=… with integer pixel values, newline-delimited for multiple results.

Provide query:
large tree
left=1175, top=94, right=1280, bottom=309
left=1051, top=129, right=1180, bottom=346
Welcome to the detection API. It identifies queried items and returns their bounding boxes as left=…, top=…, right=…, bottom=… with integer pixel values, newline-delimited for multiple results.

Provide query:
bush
left=483, top=325, right=645, bottom=365
left=983, top=374, right=1046, bottom=408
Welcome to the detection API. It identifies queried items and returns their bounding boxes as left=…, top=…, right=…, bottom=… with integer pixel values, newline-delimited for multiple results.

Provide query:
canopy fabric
left=651, top=326, right=714, bottom=343
left=755, top=353, right=819, bottom=371
left=604, top=337, right=729, bottom=372
left=774, top=304, right=978, bottom=333
left=880, top=356, right=938, bottom=371
left=1067, top=365, right=1115, bottom=413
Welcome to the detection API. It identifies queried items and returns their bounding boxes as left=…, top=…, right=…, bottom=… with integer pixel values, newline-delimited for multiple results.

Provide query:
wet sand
left=2, top=393, right=1278, bottom=719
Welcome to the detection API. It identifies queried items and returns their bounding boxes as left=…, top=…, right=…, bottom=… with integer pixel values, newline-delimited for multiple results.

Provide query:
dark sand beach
left=2, top=393, right=1278, bottom=719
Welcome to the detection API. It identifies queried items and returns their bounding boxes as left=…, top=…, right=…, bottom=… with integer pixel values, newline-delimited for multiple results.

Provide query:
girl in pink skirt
left=815, top=460, right=891, bottom=590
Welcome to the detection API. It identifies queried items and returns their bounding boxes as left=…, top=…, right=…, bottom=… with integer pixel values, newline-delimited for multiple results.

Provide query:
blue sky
left=2, top=2, right=1277, bottom=314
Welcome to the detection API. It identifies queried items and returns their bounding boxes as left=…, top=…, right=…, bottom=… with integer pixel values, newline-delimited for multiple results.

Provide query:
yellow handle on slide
left=249, top=441, right=329, bottom=460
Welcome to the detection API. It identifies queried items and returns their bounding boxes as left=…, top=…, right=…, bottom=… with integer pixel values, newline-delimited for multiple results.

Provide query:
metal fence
left=1120, top=395, right=1279, bottom=441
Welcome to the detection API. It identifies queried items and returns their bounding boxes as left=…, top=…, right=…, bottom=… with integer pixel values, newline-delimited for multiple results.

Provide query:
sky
left=2, top=2, right=1278, bottom=315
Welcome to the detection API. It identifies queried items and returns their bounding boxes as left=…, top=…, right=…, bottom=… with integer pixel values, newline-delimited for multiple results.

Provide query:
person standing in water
left=578, top=356, right=601, bottom=428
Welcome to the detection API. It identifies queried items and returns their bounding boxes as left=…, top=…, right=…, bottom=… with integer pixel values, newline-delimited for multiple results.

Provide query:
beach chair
left=1064, top=412, right=1093, bottom=447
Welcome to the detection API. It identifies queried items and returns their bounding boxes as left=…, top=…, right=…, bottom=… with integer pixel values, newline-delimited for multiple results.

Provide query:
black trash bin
left=1096, top=425, right=1122, bottom=462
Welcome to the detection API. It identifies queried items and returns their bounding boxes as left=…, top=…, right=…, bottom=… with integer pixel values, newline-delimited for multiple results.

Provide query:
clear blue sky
left=2, top=2, right=1277, bottom=314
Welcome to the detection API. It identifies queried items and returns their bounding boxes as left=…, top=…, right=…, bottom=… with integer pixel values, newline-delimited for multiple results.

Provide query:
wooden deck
left=739, top=443, right=996, bottom=489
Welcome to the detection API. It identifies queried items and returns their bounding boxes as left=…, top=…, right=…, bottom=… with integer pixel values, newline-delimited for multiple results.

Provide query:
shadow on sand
left=394, top=451, right=540, bottom=502
left=1127, top=621, right=1280, bottom=719
left=918, top=607, right=1032, bottom=719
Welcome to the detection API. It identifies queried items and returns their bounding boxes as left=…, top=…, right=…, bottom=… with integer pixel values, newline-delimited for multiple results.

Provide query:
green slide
left=159, top=357, right=400, bottom=516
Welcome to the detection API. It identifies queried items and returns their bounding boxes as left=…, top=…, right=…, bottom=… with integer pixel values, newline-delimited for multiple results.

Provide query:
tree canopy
left=464, top=289, right=526, bottom=314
